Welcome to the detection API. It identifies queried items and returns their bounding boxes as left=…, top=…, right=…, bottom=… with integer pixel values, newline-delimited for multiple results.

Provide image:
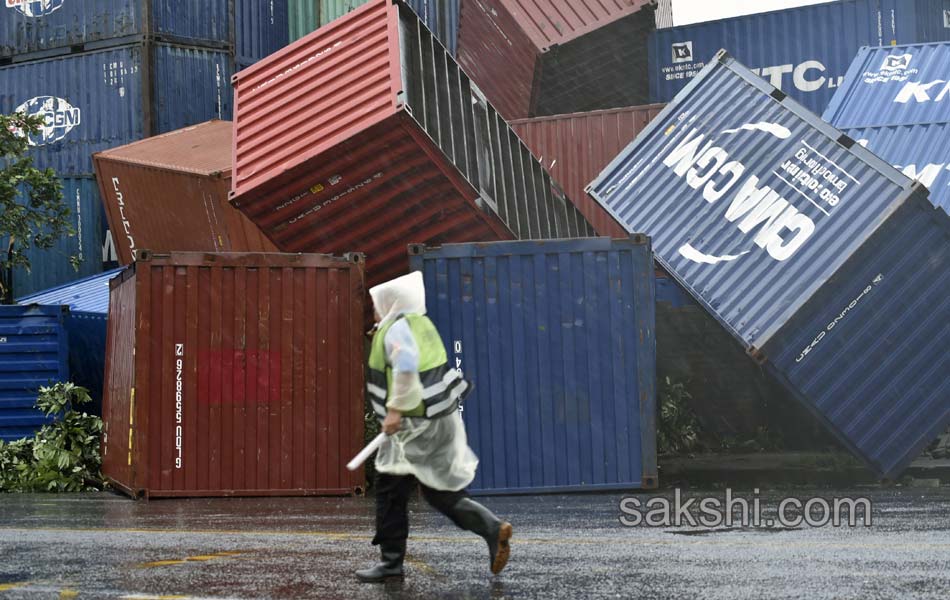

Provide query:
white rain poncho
left=369, top=272, right=478, bottom=492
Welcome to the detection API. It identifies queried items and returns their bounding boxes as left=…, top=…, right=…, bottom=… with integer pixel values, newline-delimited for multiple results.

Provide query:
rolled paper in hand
left=346, top=433, right=387, bottom=471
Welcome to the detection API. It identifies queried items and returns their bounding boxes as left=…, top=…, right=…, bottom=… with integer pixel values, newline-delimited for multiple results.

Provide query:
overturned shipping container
left=457, top=0, right=655, bottom=119
left=0, top=305, right=69, bottom=441
left=410, top=238, right=657, bottom=493
left=510, top=105, right=664, bottom=237
left=101, top=252, right=366, bottom=498
left=589, top=51, right=950, bottom=479
left=94, top=121, right=278, bottom=266
left=649, top=0, right=950, bottom=115
left=230, top=0, right=593, bottom=290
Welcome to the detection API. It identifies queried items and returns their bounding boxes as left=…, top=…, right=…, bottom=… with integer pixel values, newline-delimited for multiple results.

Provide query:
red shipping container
left=510, top=105, right=664, bottom=237
left=94, top=121, right=278, bottom=266
left=457, top=0, right=655, bottom=119
left=101, top=251, right=366, bottom=498
left=229, top=0, right=594, bottom=291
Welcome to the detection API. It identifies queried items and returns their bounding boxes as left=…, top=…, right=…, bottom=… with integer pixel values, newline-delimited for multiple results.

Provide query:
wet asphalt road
left=1, top=486, right=949, bottom=599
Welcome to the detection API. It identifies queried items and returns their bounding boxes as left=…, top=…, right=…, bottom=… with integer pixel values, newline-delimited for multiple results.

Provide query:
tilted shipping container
left=649, top=0, right=950, bottom=115
left=410, top=238, right=657, bottom=493
left=0, top=42, right=234, bottom=176
left=0, top=305, right=69, bottom=441
left=510, top=105, right=664, bottom=237
left=101, top=252, right=366, bottom=498
left=94, top=120, right=278, bottom=266
left=0, top=0, right=231, bottom=59
left=230, top=0, right=593, bottom=290
left=589, top=51, right=950, bottom=479
left=18, top=269, right=123, bottom=417
left=457, top=0, right=655, bottom=119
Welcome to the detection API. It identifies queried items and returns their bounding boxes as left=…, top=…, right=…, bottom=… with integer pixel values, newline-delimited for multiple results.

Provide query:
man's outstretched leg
left=356, top=473, right=415, bottom=583
left=421, top=486, right=513, bottom=575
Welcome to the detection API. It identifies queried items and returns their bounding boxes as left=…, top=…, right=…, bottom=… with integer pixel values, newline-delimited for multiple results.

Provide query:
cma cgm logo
left=672, top=42, right=693, bottom=63
left=5, top=0, right=65, bottom=17
left=14, top=96, right=80, bottom=145
left=880, top=53, right=912, bottom=72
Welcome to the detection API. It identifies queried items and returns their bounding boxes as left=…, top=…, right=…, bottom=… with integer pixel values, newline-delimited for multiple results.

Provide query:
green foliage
left=0, top=382, right=104, bottom=493
left=0, top=112, right=77, bottom=303
left=656, top=376, right=700, bottom=456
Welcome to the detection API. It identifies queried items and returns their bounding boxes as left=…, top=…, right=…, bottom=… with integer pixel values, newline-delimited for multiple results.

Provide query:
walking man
left=356, top=271, right=512, bottom=582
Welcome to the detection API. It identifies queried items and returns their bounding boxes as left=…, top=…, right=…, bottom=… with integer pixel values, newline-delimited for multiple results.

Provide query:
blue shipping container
left=0, top=0, right=231, bottom=59
left=17, top=269, right=119, bottom=417
left=0, top=42, right=234, bottom=176
left=648, top=0, right=950, bottom=115
left=409, top=238, right=657, bottom=494
left=824, top=42, right=950, bottom=128
left=845, top=123, right=950, bottom=211
left=0, top=304, right=69, bottom=441
left=589, top=51, right=950, bottom=479
left=4, top=177, right=107, bottom=298
left=236, top=0, right=290, bottom=66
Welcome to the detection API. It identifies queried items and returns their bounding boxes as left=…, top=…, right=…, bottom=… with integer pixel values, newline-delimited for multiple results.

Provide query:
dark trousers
left=372, top=472, right=469, bottom=547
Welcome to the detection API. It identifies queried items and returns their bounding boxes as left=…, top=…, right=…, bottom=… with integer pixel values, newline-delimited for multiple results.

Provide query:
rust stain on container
left=101, top=252, right=366, bottom=498
left=510, top=105, right=664, bottom=237
left=94, top=121, right=278, bottom=266
left=230, top=0, right=594, bottom=292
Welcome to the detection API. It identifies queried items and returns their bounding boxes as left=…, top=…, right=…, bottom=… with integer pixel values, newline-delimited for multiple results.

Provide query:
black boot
left=355, top=540, right=405, bottom=583
left=450, top=498, right=513, bottom=575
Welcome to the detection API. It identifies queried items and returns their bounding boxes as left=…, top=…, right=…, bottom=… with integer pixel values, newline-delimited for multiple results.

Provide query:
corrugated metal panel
left=409, top=238, right=657, bottom=493
left=494, top=0, right=653, bottom=49
left=101, top=251, right=367, bottom=498
left=845, top=123, right=950, bottom=211
left=17, top=269, right=121, bottom=315
left=94, top=120, right=276, bottom=266
left=654, top=0, right=673, bottom=28
left=589, top=51, right=950, bottom=478
left=824, top=42, right=950, bottom=129
left=5, top=178, right=107, bottom=298
left=0, top=42, right=233, bottom=176
left=231, top=0, right=593, bottom=291
left=0, top=1, right=231, bottom=59
left=531, top=7, right=655, bottom=116
left=648, top=0, right=950, bottom=115
left=289, top=0, right=319, bottom=41
left=510, top=105, right=664, bottom=237
left=0, top=305, right=69, bottom=441
left=319, top=0, right=459, bottom=54
left=236, top=0, right=290, bottom=65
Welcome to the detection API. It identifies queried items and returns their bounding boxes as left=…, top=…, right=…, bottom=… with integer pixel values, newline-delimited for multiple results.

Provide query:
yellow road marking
left=138, top=550, right=246, bottom=569
left=5, top=526, right=950, bottom=552
left=139, top=560, right=187, bottom=568
left=59, top=589, right=79, bottom=599
left=405, top=556, right=438, bottom=576
left=0, top=582, right=30, bottom=592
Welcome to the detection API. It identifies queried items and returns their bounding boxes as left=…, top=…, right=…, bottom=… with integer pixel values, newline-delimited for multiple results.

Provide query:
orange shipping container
left=94, top=121, right=278, bottom=266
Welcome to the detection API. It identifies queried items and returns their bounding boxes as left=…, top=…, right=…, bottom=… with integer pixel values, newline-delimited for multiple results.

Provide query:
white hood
left=369, top=271, right=426, bottom=326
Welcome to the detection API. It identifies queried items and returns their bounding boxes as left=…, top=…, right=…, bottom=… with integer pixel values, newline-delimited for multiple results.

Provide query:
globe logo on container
left=5, top=0, right=66, bottom=17
left=13, top=96, right=81, bottom=146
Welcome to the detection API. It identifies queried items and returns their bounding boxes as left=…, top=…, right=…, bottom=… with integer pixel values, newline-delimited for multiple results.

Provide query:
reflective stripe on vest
left=366, top=314, right=463, bottom=419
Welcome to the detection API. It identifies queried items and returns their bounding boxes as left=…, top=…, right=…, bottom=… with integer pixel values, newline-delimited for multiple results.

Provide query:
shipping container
left=510, top=105, right=664, bottom=237
left=649, top=0, right=950, bottom=115
left=409, top=238, right=657, bottom=493
left=0, top=42, right=234, bottom=176
left=0, top=305, right=69, bottom=441
left=18, top=269, right=122, bottom=417
left=824, top=41, right=950, bottom=128
left=315, top=0, right=458, bottom=54
left=289, top=0, right=319, bottom=42
left=457, top=0, right=655, bottom=119
left=101, top=251, right=366, bottom=498
left=93, top=120, right=278, bottom=266
left=0, top=0, right=231, bottom=59
left=588, top=51, right=950, bottom=479
left=236, top=0, right=290, bottom=66
left=5, top=177, right=107, bottom=299
left=230, top=0, right=594, bottom=291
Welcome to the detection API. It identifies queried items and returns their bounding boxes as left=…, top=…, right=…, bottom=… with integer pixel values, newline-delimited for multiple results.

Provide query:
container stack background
left=4, top=0, right=950, bottom=496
